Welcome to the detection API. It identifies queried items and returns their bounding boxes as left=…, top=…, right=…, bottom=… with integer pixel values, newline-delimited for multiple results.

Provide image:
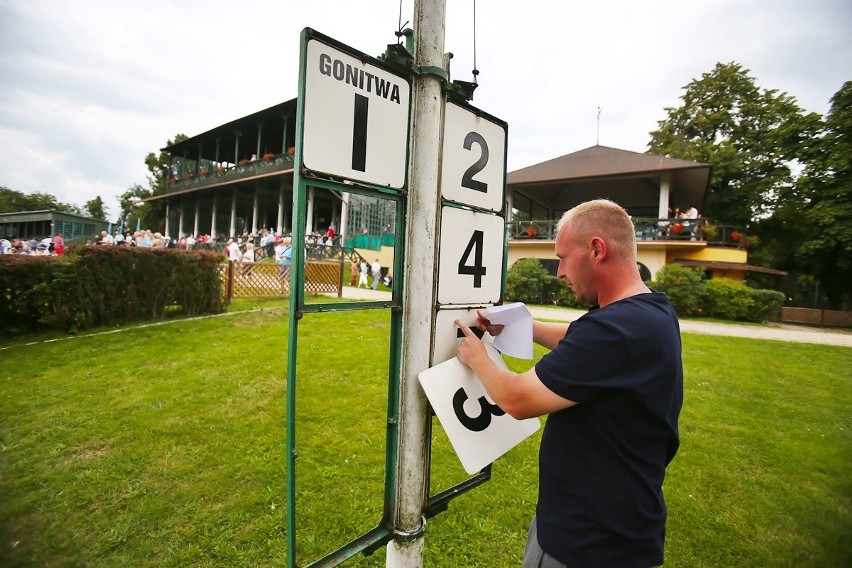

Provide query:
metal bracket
left=393, top=515, right=427, bottom=543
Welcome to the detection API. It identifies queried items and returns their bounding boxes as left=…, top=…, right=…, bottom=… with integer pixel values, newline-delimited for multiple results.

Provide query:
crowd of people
left=1, top=233, right=65, bottom=255
left=3, top=224, right=392, bottom=287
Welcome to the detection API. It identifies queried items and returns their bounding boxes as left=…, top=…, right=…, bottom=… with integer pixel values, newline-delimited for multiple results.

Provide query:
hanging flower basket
left=526, top=225, right=539, bottom=237
left=730, top=231, right=742, bottom=242
left=262, top=152, right=275, bottom=160
left=671, top=223, right=683, bottom=234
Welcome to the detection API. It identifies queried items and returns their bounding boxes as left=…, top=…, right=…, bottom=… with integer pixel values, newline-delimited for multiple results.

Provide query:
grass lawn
left=1, top=298, right=850, bottom=567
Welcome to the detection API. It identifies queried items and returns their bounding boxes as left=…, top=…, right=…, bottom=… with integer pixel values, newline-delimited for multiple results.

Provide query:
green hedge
left=651, top=264, right=784, bottom=322
left=649, top=264, right=707, bottom=317
left=0, top=246, right=226, bottom=334
left=505, top=259, right=785, bottom=323
left=505, top=258, right=585, bottom=309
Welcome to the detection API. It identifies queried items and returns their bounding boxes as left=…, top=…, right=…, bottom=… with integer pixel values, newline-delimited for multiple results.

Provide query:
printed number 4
left=458, top=230, right=486, bottom=288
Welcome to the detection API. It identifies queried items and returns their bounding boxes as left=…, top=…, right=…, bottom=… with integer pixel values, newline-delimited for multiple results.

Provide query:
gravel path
left=337, top=287, right=851, bottom=348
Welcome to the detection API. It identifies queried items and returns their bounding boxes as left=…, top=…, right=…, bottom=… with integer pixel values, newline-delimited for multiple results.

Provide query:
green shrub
left=0, top=255, right=64, bottom=333
left=0, top=246, right=226, bottom=334
left=747, top=288, right=785, bottom=322
left=504, top=258, right=787, bottom=322
left=705, top=279, right=755, bottom=321
left=650, top=264, right=707, bottom=317
left=506, top=258, right=549, bottom=304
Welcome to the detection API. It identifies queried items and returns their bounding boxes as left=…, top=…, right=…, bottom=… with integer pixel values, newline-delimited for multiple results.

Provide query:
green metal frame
left=286, top=27, right=505, bottom=568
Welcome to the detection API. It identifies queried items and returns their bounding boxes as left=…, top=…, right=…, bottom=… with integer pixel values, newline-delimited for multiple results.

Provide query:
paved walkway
left=336, top=286, right=852, bottom=348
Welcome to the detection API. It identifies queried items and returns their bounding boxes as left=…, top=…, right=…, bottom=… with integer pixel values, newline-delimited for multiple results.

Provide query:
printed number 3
left=453, top=387, right=505, bottom=432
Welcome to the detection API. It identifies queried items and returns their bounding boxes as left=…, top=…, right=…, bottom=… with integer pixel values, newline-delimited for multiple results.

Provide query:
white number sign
left=433, top=307, right=492, bottom=366
left=418, top=344, right=540, bottom=474
left=301, top=36, right=411, bottom=188
left=438, top=207, right=505, bottom=305
left=441, top=102, right=507, bottom=212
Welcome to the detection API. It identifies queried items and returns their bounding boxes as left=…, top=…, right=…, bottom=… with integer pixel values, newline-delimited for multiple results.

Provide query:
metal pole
left=387, top=1, right=446, bottom=566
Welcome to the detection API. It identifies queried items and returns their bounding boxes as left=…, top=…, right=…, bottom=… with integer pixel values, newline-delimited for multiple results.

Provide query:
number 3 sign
left=418, top=344, right=540, bottom=474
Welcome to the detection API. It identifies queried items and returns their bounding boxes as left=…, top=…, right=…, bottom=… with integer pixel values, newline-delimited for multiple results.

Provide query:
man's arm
left=455, top=320, right=576, bottom=420
left=532, top=320, right=571, bottom=350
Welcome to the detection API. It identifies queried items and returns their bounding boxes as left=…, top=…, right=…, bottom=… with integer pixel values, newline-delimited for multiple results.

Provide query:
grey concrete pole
left=386, top=1, right=446, bottom=566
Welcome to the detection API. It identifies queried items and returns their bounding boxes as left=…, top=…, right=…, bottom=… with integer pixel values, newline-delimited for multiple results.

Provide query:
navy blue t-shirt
left=533, top=292, right=683, bottom=567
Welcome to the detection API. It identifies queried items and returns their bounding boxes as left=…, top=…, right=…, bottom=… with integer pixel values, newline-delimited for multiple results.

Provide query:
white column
left=178, top=203, right=185, bottom=238
left=658, top=173, right=671, bottom=219
left=277, top=179, right=286, bottom=235
left=164, top=203, right=171, bottom=238
left=339, top=193, right=350, bottom=242
left=230, top=189, right=237, bottom=237
left=193, top=196, right=200, bottom=236
left=306, top=186, right=315, bottom=234
left=252, top=186, right=260, bottom=235
left=210, top=193, right=218, bottom=239
left=386, top=1, right=446, bottom=566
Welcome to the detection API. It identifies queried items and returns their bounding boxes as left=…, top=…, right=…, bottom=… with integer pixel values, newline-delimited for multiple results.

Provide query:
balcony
left=167, top=152, right=296, bottom=193
left=509, top=218, right=753, bottom=249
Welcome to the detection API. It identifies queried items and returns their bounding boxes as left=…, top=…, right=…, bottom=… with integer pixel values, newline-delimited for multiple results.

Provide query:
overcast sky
left=1, top=0, right=849, bottom=220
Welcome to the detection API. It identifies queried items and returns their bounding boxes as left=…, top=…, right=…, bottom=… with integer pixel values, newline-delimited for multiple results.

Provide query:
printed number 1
left=352, top=94, right=368, bottom=171
left=458, top=230, right=486, bottom=288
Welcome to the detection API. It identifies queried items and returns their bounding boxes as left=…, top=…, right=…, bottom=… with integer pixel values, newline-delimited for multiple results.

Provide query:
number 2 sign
left=438, top=207, right=505, bottom=305
left=441, top=102, right=507, bottom=212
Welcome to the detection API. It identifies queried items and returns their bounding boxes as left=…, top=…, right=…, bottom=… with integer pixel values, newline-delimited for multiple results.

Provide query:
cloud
left=1, top=0, right=850, bottom=220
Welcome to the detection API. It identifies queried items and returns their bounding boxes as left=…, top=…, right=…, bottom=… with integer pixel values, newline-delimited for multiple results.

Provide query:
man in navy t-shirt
left=456, top=199, right=683, bottom=567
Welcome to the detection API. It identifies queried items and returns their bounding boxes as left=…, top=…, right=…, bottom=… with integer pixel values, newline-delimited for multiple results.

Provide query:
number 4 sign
left=438, top=207, right=505, bottom=305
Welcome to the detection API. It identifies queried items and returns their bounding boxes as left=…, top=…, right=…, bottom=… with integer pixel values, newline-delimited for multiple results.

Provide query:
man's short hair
left=558, top=199, right=637, bottom=261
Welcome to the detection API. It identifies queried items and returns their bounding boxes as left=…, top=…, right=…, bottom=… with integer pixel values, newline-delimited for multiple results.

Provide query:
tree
left=789, top=81, right=852, bottom=308
left=117, top=184, right=153, bottom=233
left=648, top=62, right=822, bottom=226
left=0, top=186, right=78, bottom=213
left=117, top=133, right=187, bottom=233
left=145, top=133, right=187, bottom=197
left=84, top=196, right=107, bottom=221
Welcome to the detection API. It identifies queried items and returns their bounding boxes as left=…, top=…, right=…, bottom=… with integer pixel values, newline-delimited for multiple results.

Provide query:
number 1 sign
left=301, top=33, right=411, bottom=189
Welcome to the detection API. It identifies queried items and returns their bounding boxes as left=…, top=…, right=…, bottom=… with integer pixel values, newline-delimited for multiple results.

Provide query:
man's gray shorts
left=522, top=516, right=568, bottom=568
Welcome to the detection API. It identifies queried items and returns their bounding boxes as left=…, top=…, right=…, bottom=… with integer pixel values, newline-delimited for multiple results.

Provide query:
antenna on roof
left=596, top=106, right=602, bottom=146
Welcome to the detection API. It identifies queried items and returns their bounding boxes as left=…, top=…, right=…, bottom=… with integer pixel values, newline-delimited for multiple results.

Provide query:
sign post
left=385, top=1, right=447, bottom=565
left=287, top=2, right=511, bottom=566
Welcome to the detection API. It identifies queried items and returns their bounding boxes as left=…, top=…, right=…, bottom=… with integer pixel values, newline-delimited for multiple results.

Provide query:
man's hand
left=474, top=309, right=504, bottom=337
left=455, top=319, right=489, bottom=368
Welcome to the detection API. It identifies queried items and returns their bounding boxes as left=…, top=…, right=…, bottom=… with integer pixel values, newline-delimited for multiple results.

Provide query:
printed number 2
left=461, top=132, right=489, bottom=193
left=458, top=230, right=486, bottom=288
left=453, top=387, right=505, bottom=432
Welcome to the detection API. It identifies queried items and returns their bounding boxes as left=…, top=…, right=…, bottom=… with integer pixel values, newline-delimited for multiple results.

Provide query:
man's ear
left=590, top=236, right=607, bottom=262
